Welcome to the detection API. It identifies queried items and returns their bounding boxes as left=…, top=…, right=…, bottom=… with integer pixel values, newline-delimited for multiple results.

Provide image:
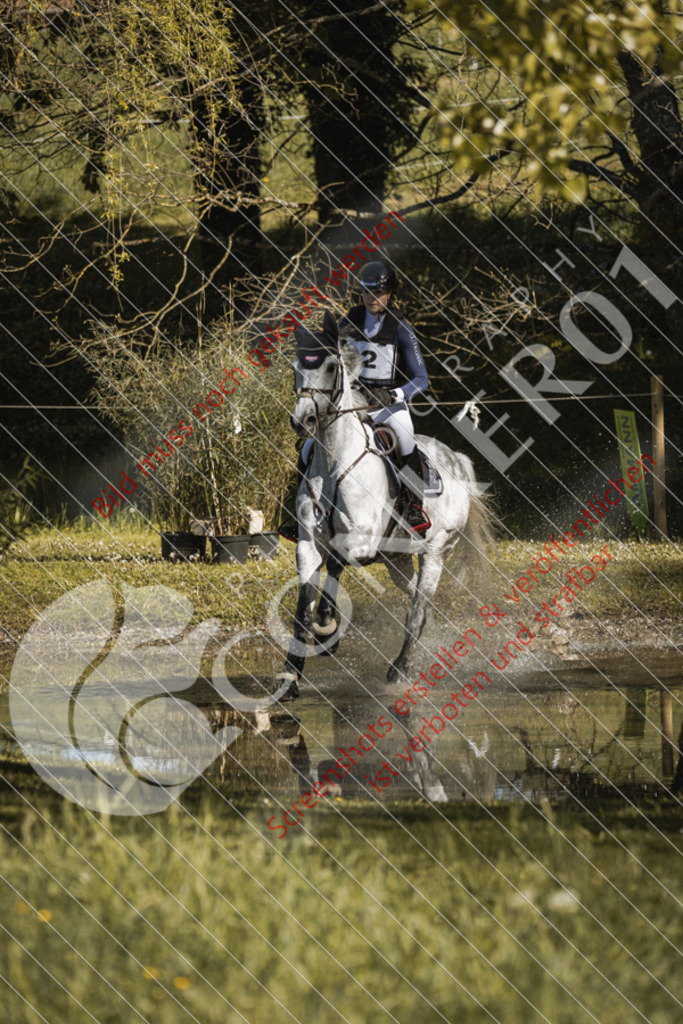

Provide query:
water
left=1, top=640, right=680, bottom=814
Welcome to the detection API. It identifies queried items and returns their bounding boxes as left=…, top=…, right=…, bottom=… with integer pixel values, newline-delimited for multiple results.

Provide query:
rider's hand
left=372, top=387, right=403, bottom=407
left=372, top=388, right=394, bottom=407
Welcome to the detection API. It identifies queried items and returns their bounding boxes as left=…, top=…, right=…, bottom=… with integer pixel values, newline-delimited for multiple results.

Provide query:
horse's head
left=292, top=310, right=363, bottom=437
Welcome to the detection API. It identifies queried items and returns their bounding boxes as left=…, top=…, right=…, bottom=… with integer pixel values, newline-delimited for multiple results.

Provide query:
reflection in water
left=315, top=702, right=448, bottom=803
left=660, top=690, right=675, bottom=777
left=202, top=703, right=314, bottom=797
left=673, top=723, right=683, bottom=794
left=200, top=679, right=683, bottom=810
left=1, top=670, right=682, bottom=814
left=203, top=696, right=449, bottom=808
left=624, top=688, right=648, bottom=738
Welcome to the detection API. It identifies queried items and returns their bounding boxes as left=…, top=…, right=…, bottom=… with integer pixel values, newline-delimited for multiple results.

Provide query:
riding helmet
left=359, top=261, right=397, bottom=292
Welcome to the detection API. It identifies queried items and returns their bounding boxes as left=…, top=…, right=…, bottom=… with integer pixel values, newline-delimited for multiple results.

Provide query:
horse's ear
left=322, top=309, right=338, bottom=348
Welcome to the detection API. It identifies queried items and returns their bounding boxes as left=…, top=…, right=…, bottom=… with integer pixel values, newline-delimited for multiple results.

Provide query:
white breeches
left=368, top=403, right=415, bottom=457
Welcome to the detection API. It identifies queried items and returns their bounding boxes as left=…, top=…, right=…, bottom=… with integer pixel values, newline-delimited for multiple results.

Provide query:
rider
left=338, top=260, right=430, bottom=533
left=278, top=261, right=430, bottom=541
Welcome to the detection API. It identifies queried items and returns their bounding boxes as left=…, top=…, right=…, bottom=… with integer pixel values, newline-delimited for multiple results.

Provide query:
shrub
left=86, top=316, right=297, bottom=533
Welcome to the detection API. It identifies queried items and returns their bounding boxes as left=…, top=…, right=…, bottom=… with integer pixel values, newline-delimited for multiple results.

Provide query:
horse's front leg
left=313, top=550, right=346, bottom=652
left=388, top=552, right=443, bottom=682
left=278, top=538, right=323, bottom=700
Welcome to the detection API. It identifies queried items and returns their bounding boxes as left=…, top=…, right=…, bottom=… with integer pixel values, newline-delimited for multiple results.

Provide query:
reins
left=295, top=354, right=376, bottom=425
left=296, top=353, right=394, bottom=532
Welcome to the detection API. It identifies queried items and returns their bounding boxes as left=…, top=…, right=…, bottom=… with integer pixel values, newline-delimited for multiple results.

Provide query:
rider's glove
left=371, top=387, right=394, bottom=407
left=372, top=387, right=404, bottom=408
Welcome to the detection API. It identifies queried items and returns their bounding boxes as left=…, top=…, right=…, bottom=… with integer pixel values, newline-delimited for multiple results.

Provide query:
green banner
left=613, top=410, right=649, bottom=538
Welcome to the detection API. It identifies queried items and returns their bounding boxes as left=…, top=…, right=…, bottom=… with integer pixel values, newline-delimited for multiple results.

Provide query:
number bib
left=347, top=338, right=398, bottom=385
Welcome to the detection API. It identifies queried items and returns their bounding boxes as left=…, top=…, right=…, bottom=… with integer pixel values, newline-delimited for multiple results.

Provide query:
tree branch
left=396, top=148, right=511, bottom=216
left=567, top=158, right=626, bottom=190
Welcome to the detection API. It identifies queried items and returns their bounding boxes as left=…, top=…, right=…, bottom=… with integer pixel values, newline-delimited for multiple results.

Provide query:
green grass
left=0, top=518, right=295, bottom=652
left=491, top=537, right=683, bottom=616
left=2, top=520, right=682, bottom=658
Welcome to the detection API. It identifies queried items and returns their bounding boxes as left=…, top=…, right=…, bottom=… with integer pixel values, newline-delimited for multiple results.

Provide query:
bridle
left=294, top=350, right=395, bottom=531
left=295, top=349, right=345, bottom=425
left=295, top=349, right=375, bottom=426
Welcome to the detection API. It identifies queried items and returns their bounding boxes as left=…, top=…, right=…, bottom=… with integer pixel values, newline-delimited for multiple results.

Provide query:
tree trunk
left=301, top=0, right=419, bottom=225
left=192, top=72, right=264, bottom=322
left=617, top=50, right=683, bottom=273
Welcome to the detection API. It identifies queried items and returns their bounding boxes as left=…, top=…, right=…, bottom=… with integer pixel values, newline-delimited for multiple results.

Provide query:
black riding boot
left=278, top=449, right=308, bottom=543
left=400, top=447, right=431, bottom=534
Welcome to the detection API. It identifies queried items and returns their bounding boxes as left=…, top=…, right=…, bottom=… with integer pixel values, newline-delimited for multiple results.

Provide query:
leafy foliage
left=0, top=0, right=234, bottom=299
left=84, top=318, right=297, bottom=533
left=416, top=1, right=683, bottom=197
left=0, top=457, right=43, bottom=556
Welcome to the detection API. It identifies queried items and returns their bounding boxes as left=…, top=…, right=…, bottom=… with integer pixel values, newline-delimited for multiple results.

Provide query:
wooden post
left=660, top=689, right=675, bottom=778
left=651, top=375, right=667, bottom=539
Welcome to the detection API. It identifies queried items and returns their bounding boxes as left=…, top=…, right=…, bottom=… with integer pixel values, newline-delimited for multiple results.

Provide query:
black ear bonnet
left=295, top=309, right=339, bottom=368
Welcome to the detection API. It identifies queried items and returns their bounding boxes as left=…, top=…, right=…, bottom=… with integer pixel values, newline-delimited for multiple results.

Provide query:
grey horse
left=276, top=312, right=492, bottom=700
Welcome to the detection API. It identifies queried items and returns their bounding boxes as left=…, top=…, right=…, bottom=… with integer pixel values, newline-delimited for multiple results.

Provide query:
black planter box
left=211, top=535, right=250, bottom=564
left=250, top=531, right=280, bottom=559
left=160, top=532, right=207, bottom=562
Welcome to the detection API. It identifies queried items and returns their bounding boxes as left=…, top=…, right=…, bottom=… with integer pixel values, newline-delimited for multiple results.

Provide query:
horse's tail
left=449, top=457, right=496, bottom=590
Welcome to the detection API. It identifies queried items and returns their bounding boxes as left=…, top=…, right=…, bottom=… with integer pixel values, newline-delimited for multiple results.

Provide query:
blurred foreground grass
left=0, top=794, right=681, bottom=1024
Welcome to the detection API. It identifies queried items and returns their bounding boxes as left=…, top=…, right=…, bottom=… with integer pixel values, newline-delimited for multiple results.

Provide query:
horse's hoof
left=274, top=672, right=300, bottom=702
left=387, top=660, right=408, bottom=682
left=312, top=617, right=338, bottom=637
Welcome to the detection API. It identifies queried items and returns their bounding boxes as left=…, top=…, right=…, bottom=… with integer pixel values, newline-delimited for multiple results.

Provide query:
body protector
left=338, top=304, right=428, bottom=401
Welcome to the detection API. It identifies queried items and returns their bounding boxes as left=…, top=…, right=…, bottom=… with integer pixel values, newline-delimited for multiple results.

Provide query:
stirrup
left=406, top=504, right=431, bottom=534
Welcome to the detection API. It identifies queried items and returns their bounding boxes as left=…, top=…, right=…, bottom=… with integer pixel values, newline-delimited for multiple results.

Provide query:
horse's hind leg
left=381, top=553, right=418, bottom=598
left=388, top=552, right=443, bottom=682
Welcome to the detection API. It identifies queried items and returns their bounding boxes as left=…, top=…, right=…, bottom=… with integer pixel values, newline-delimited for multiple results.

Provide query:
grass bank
left=2, top=520, right=683, bottom=661
left=0, top=519, right=299, bottom=655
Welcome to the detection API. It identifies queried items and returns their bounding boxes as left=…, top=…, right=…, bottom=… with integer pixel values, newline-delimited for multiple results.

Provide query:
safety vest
left=340, top=304, right=405, bottom=388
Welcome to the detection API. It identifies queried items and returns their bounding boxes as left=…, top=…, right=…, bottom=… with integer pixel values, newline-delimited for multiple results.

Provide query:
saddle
left=372, top=426, right=444, bottom=497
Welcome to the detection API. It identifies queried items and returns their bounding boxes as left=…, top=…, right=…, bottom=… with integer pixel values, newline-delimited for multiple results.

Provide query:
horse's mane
left=337, top=343, right=374, bottom=411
